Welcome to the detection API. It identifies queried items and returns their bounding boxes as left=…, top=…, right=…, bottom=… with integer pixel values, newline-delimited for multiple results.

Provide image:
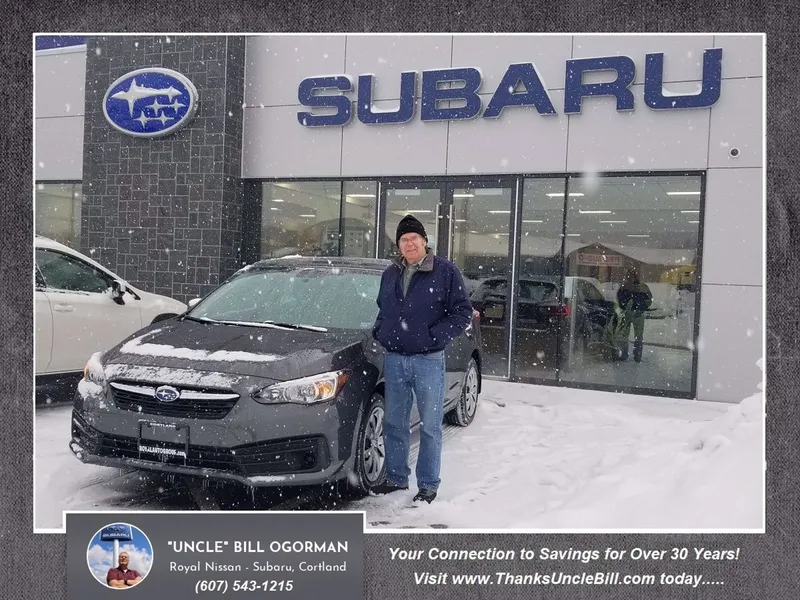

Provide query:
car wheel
left=352, top=391, right=386, bottom=494
left=446, top=358, right=479, bottom=427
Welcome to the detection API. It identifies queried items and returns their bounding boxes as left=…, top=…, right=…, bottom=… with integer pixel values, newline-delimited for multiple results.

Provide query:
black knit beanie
left=396, top=215, right=428, bottom=246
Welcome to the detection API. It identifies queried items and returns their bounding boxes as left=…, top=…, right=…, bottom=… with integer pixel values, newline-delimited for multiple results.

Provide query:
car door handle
left=53, top=304, right=75, bottom=313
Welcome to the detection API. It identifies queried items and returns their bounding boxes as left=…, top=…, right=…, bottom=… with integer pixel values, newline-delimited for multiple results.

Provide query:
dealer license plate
left=484, top=304, right=504, bottom=320
left=137, top=421, right=189, bottom=463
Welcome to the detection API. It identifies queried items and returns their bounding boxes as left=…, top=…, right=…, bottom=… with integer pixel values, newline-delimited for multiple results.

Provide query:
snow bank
left=527, top=392, right=763, bottom=530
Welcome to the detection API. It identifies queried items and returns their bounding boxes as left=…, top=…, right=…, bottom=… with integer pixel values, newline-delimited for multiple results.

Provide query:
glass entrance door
left=379, top=183, right=442, bottom=259
left=446, top=181, right=516, bottom=378
left=379, top=179, right=516, bottom=379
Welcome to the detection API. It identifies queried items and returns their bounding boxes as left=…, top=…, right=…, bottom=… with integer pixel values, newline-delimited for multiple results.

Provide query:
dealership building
left=34, top=34, right=764, bottom=402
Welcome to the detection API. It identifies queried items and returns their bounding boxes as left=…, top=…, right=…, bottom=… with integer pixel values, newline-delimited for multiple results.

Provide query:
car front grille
left=110, top=381, right=239, bottom=419
left=71, top=411, right=329, bottom=477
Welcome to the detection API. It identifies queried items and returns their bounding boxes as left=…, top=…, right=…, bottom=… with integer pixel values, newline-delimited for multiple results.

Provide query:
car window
left=36, top=248, right=112, bottom=293
left=520, top=281, right=557, bottom=302
left=485, top=280, right=507, bottom=295
left=472, top=279, right=506, bottom=301
left=190, top=267, right=382, bottom=330
left=580, top=281, right=605, bottom=301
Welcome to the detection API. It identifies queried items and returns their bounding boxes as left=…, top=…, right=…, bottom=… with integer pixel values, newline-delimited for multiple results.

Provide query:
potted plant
left=589, top=300, right=634, bottom=361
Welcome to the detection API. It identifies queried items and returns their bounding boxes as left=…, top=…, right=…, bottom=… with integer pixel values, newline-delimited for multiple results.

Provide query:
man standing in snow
left=370, top=215, right=473, bottom=503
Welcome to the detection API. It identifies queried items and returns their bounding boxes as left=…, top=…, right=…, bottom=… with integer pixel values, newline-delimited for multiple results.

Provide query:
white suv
left=35, top=236, right=187, bottom=403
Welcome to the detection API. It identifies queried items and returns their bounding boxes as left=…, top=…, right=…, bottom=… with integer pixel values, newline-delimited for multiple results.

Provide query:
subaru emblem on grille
left=155, top=386, right=180, bottom=403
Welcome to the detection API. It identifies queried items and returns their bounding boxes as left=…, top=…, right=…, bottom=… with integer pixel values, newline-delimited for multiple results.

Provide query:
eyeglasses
left=399, top=235, right=425, bottom=246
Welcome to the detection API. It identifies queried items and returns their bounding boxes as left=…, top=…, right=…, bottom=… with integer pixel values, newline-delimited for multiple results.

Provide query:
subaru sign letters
left=100, top=523, right=134, bottom=542
left=103, top=68, right=199, bottom=137
left=297, top=49, right=722, bottom=127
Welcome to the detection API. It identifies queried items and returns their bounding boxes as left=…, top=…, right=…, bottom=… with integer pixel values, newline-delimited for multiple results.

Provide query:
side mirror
left=187, top=298, right=202, bottom=308
left=111, top=279, right=126, bottom=305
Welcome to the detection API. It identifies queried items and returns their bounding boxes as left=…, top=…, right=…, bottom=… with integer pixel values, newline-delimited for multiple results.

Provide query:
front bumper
left=70, top=410, right=348, bottom=487
left=69, top=363, right=373, bottom=487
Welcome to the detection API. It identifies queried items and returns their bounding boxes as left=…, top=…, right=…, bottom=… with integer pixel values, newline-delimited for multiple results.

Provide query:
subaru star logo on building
left=103, top=68, right=199, bottom=138
left=154, top=386, right=179, bottom=403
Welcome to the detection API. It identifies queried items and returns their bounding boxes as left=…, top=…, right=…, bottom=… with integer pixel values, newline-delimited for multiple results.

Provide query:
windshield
left=189, top=267, right=381, bottom=330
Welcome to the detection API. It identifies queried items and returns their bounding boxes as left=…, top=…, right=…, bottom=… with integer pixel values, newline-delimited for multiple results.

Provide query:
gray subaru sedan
left=70, top=257, right=483, bottom=494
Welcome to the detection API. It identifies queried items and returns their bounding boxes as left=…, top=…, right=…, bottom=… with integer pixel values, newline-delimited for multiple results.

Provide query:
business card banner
left=67, top=512, right=364, bottom=600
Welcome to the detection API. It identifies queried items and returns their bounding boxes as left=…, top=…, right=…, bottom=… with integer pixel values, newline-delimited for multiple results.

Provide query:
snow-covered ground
left=34, top=379, right=763, bottom=532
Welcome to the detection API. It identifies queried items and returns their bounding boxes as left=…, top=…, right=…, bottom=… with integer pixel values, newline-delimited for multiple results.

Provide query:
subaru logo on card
left=100, top=523, right=133, bottom=541
left=103, top=68, right=199, bottom=138
left=155, top=386, right=180, bottom=403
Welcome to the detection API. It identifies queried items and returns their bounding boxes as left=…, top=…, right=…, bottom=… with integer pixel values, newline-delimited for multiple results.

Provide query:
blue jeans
left=383, top=351, right=446, bottom=491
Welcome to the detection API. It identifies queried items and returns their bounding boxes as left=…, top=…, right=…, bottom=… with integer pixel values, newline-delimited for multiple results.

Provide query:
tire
left=352, top=391, right=387, bottom=494
left=446, top=358, right=480, bottom=427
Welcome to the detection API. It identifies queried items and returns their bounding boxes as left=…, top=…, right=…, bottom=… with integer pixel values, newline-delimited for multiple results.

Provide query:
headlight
left=83, top=352, right=106, bottom=384
left=253, top=370, right=350, bottom=405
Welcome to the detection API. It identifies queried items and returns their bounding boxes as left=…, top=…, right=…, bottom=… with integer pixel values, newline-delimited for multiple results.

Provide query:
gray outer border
left=4, top=7, right=796, bottom=600
left=101, top=67, right=199, bottom=138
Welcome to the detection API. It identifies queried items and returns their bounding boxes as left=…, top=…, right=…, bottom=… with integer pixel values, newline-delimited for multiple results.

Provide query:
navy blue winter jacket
left=372, top=251, right=473, bottom=354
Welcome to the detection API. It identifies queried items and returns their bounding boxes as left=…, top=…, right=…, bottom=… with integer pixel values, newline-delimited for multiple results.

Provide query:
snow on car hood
left=102, top=363, right=244, bottom=391
left=103, top=320, right=366, bottom=380
left=119, top=335, right=285, bottom=364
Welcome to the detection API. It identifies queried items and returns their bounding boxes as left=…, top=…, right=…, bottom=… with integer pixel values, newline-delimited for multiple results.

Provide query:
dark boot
left=633, top=341, right=643, bottom=363
left=370, top=481, right=408, bottom=495
left=413, top=489, right=437, bottom=504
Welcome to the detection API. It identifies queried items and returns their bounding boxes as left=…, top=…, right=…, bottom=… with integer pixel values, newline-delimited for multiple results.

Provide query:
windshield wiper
left=184, top=316, right=328, bottom=332
left=262, top=321, right=328, bottom=332
left=183, top=315, right=219, bottom=323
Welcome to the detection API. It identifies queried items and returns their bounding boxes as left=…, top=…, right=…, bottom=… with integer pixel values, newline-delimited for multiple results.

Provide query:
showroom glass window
left=35, top=182, right=82, bottom=248
left=515, top=178, right=568, bottom=382
left=558, top=174, right=702, bottom=396
left=341, top=181, right=378, bottom=258
left=261, top=182, right=343, bottom=258
left=452, top=185, right=515, bottom=378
